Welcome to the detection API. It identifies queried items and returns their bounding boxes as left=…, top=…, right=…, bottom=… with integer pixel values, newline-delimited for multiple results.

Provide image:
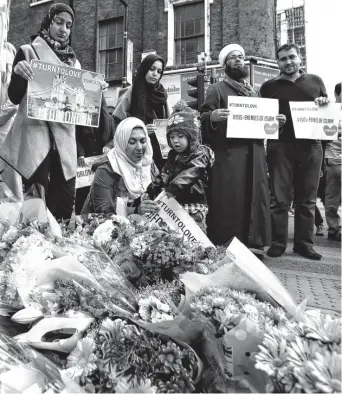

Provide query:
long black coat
left=200, top=80, right=271, bottom=247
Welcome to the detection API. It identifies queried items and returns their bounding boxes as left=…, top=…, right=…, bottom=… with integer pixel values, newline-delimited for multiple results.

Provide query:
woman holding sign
left=0, top=3, right=107, bottom=222
left=112, top=54, right=170, bottom=171
left=82, top=117, right=159, bottom=216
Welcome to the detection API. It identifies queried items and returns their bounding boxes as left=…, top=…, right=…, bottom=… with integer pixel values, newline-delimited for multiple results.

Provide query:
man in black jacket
left=260, top=43, right=329, bottom=260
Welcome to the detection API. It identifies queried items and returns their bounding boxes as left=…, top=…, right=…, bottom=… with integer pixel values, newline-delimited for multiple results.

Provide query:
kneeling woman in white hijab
left=82, top=117, right=160, bottom=216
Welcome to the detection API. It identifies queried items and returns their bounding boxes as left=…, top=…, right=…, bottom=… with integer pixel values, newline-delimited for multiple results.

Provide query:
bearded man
left=200, top=44, right=273, bottom=255
left=260, top=43, right=329, bottom=260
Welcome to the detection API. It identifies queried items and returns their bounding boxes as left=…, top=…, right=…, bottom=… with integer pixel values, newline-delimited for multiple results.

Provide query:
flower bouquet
left=72, top=214, right=227, bottom=288
left=63, top=314, right=202, bottom=393
left=255, top=309, right=341, bottom=393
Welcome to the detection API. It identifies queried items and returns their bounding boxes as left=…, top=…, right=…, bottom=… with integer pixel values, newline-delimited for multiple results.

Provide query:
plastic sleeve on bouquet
left=0, top=333, right=85, bottom=393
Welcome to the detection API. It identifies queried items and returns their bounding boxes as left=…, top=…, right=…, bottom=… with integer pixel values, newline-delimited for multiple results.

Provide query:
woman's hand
left=276, top=114, right=287, bottom=126
left=210, top=109, right=230, bottom=123
left=314, top=97, right=330, bottom=106
left=102, top=146, right=111, bottom=154
left=100, top=80, right=109, bottom=92
left=78, top=156, right=86, bottom=167
left=14, top=60, right=34, bottom=81
left=146, top=124, right=157, bottom=135
left=138, top=199, right=160, bottom=215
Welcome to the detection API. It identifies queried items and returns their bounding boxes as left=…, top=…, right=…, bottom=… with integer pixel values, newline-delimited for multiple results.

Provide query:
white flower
left=2, top=226, right=20, bottom=244
left=111, top=215, right=130, bottom=226
left=115, top=377, right=157, bottom=393
left=255, top=334, right=289, bottom=378
left=130, top=235, right=148, bottom=257
left=93, top=220, right=114, bottom=247
left=303, top=312, right=341, bottom=344
left=138, top=296, right=173, bottom=323
left=66, top=337, right=97, bottom=377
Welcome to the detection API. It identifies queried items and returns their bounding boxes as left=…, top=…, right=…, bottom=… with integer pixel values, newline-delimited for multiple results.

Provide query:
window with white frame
left=98, top=18, right=123, bottom=80
left=174, top=2, right=204, bottom=65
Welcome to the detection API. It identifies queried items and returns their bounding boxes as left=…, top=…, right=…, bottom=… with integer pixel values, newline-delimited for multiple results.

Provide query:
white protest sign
left=290, top=102, right=341, bottom=140
left=226, top=237, right=297, bottom=316
left=27, top=60, right=103, bottom=127
left=76, top=155, right=102, bottom=189
left=227, top=96, right=279, bottom=139
left=153, top=119, right=170, bottom=159
left=145, top=192, right=213, bottom=248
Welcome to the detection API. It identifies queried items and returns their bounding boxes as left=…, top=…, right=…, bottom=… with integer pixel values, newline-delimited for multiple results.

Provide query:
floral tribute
left=0, top=205, right=341, bottom=394
left=64, top=214, right=226, bottom=287
left=64, top=315, right=200, bottom=393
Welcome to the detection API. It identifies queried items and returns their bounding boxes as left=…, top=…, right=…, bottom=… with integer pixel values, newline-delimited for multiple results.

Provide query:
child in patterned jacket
left=146, top=101, right=215, bottom=233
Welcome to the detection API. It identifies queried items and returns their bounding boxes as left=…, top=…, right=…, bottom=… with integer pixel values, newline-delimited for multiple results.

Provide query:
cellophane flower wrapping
left=0, top=333, right=84, bottom=393
left=0, top=192, right=138, bottom=318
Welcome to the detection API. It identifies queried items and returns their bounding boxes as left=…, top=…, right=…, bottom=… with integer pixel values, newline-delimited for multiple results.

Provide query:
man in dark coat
left=200, top=44, right=272, bottom=255
left=260, top=43, right=329, bottom=260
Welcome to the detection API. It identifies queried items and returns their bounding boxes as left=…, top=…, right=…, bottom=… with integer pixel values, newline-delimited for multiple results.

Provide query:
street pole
left=0, top=0, right=10, bottom=107
left=118, top=0, right=128, bottom=88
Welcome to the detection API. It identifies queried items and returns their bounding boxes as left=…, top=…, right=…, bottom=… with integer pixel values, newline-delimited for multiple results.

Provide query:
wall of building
left=8, top=0, right=71, bottom=50
left=8, top=0, right=277, bottom=105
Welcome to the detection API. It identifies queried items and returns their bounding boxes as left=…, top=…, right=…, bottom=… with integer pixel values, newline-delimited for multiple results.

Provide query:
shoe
left=253, top=252, right=264, bottom=261
left=293, top=245, right=322, bottom=260
left=267, top=245, right=285, bottom=257
left=328, top=232, right=341, bottom=241
left=315, top=224, right=325, bottom=236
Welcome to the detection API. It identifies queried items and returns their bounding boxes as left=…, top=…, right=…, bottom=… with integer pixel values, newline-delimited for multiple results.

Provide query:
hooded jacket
left=147, top=144, right=215, bottom=205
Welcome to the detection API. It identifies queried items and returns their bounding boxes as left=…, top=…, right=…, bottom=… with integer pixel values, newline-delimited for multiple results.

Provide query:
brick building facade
left=8, top=0, right=278, bottom=107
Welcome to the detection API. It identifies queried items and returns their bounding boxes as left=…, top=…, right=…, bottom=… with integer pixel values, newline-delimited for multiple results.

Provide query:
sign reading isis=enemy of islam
left=27, top=60, right=104, bottom=128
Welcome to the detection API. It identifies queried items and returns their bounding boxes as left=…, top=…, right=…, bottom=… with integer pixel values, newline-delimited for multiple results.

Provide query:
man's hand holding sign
left=290, top=100, right=341, bottom=140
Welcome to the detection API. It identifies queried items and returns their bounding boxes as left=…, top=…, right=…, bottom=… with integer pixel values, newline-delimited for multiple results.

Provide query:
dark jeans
left=23, top=150, right=76, bottom=221
left=324, top=158, right=341, bottom=234
left=267, top=140, right=323, bottom=249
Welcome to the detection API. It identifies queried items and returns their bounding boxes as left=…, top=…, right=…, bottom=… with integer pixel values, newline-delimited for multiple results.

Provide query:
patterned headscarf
left=107, top=117, right=153, bottom=199
left=38, top=3, right=76, bottom=66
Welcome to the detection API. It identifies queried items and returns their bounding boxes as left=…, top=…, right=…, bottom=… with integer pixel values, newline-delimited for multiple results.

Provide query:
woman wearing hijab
left=111, top=54, right=170, bottom=171
left=82, top=117, right=159, bottom=216
left=0, top=3, right=106, bottom=221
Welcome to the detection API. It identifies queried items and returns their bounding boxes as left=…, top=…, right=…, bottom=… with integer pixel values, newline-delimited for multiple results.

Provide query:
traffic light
left=187, top=73, right=205, bottom=111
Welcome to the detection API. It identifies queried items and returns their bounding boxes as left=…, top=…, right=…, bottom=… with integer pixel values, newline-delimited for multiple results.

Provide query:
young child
left=146, top=101, right=215, bottom=232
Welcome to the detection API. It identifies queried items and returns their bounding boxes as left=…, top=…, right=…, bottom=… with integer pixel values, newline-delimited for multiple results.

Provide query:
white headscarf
left=219, top=44, right=245, bottom=67
left=107, top=117, right=153, bottom=199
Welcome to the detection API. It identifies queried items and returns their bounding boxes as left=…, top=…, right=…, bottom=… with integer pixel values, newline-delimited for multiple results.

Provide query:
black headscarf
left=130, top=54, right=168, bottom=124
left=38, top=3, right=77, bottom=67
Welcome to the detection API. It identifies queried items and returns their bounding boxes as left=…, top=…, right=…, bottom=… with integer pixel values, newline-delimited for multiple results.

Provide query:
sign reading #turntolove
left=290, top=102, right=341, bottom=140
left=226, top=96, right=279, bottom=139
left=27, top=60, right=103, bottom=127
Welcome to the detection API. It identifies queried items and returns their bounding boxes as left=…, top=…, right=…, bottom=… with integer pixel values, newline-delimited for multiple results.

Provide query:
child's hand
left=141, top=193, right=150, bottom=201
left=161, top=173, right=168, bottom=184
left=138, top=199, right=160, bottom=215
